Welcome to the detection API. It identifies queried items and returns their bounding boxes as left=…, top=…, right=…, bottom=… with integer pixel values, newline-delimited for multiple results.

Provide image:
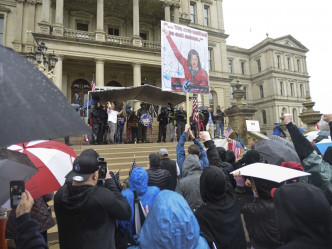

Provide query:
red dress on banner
left=166, top=35, right=209, bottom=89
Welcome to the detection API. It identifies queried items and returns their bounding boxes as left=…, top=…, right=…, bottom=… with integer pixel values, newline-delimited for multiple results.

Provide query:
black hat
left=149, top=153, right=160, bottom=168
left=80, top=149, right=99, bottom=159
left=65, top=155, right=99, bottom=182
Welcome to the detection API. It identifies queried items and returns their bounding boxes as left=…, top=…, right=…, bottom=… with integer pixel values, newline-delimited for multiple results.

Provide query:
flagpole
left=186, top=92, right=190, bottom=125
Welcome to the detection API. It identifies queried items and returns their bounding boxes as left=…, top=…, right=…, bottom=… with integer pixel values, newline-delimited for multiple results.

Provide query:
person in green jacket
left=283, top=114, right=332, bottom=207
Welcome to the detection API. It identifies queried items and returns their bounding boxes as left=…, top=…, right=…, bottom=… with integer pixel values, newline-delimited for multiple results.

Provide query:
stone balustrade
left=142, top=40, right=161, bottom=50
left=63, top=28, right=95, bottom=40
left=105, top=35, right=132, bottom=46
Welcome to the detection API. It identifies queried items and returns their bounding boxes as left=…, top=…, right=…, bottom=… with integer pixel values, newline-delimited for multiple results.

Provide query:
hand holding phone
left=16, top=190, right=34, bottom=218
left=10, top=181, right=25, bottom=209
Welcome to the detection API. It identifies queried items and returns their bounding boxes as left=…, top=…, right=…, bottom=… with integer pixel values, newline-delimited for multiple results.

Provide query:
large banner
left=161, top=21, right=209, bottom=94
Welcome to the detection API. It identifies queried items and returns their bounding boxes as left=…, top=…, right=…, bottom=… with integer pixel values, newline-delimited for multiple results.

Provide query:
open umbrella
left=254, top=139, right=301, bottom=165
left=315, top=139, right=332, bottom=155
left=304, top=130, right=330, bottom=143
left=0, top=45, right=91, bottom=147
left=132, top=189, right=147, bottom=236
left=8, top=140, right=77, bottom=199
left=0, top=148, right=38, bottom=206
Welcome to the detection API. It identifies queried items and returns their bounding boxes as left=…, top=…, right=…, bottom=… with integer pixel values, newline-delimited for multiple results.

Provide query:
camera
left=10, top=181, right=25, bottom=209
left=97, top=157, right=107, bottom=180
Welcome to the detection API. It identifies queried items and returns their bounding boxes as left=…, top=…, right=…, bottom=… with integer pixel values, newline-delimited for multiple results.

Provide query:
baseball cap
left=65, top=155, right=99, bottom=182
left=159, top=148, right=168, bottom=156
left=80, top=149, right=99, bottom=159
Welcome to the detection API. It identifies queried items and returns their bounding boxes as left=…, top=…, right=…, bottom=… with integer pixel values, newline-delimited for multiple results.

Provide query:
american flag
left=132, top=159, right=136, bottom=170
left=224, top=127, right=233, bottom=138
left=192, top=95, right=198, bottom=123
left=91, top=75, right=96, bottom=92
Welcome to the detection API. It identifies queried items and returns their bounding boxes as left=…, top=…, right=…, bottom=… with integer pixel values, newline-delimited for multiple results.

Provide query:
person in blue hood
left=273, top=122, right=287, bottom=137
left=118, top=167, right=160, bottom=240
left=128, top=190, right=210, bottom=249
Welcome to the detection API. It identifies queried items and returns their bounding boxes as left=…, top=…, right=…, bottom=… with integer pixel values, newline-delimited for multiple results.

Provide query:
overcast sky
left=223, top=0, right=331, bottom=114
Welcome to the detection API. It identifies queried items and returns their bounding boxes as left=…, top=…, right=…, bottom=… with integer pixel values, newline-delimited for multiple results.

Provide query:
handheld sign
left=246, top=120, right=260, bottom=132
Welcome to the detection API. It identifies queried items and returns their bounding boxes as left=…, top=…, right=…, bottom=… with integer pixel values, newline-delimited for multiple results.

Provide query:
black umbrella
left=132, top=189, right=147, bottom=236
left=0, top=148, right=38, bottom=206
left=0, top=45, right=91, bottom=147
left=254, top=138, right=301, bottom=165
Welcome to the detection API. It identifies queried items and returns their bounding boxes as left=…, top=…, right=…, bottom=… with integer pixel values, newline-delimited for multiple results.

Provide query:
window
left=277, top=55, right=281, bottom=69
left=0, top=15, right=4, bottom=45
left=140, top=32, right=147, bottom=40
left=76, top=21, right=89, bottom=31
left=108, top=27, right=119, bottom=36
left=290, top=83, right=294, bottom=96
left=300, top=84, right=304, bottom=97
left=287, top=57, right=291, bottom=70
left=259, top=85, right=264, bottom=98
left=230, top=86, right=234, bottom=99
left=257, top=59, right=261, bottom=72
left=208, top=48, right=212, bottom=71
left=241, top=61, right=245, bottom=75
left=190, top=3, right=195, bottom=23
left=262, top=110, right=267, bottom=125
left=280, top=82, right=283, bottom=95
left=228, top=60, right=233, bottom=73
left=243, top=86, right=247, bottom=100
left=203, top=6, right=209, bottom=26
left=297, top=59, right=301, bottom=72
left=209, top=92, right=215, bottom=110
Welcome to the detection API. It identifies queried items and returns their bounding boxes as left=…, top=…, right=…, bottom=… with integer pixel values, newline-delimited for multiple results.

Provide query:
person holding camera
left=54, top=154, right=131, bottom=249
left=107, top=101, right=123, bottom=144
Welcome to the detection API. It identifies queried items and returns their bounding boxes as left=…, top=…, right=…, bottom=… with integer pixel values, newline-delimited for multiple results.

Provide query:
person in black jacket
left=91, top=103, right=103, bottom=145
left=195, top=131, right=247, bottom=249
left=159, top=148, right=179, bottom=191
left=15, top=190, right=48, bottom=249
left=175, top=105, right=187, bottom=142
left=157, top=108, right=168, bottom=142
left=54, top=154, right=131, bottom=249
left=147, top=153, right=172, bottom=190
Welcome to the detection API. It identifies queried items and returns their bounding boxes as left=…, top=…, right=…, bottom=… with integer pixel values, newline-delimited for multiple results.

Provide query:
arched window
left=71, top=78, right=90, bottom=107
left=262, top=110, right=267, bottom=125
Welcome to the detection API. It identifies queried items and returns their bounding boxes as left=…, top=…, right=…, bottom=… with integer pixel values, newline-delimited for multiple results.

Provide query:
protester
left=159, top=148, right=179, bottom=191
left=116, top=113, right=126, bottom=144
left=157, top=108, right=168, bottom=142
left=216, top=147, right=236, bottom=188
left=128, top=190, right=210, bottom=249
left=128, top=111, right=139, bottom=143
left=273, top=183, right=332, bottom=249
left=137, top=103, right=149, bottom=143
left=195, top=131, right=247, bottom=249
left=176, top=138, right=204, bottom=211
left=101, top=104, right=109, bottom=144
left=176, top=124, right=209, bottom=174
left=280, top=161, right=304, bottom=184
left=283, top=114, right=332, bottom=206
left=14, top=190, right=48, bottom=249
left=206, top=107, right=215, bottom=139
left=6, top=193, right=55, bottom=247
left=90, top=102, right=103, bottom=144
left=175, top=105, right=187, bottom=141
left=273, top=122, right=286, bottom=137
left=189, top=114, right=198, bottom=139
left=54, top=154, right=131, bottom=249
left=107, top=101, right=123, bottom=144
left=147, top=153, right=172, bottom=190
left=167, top=104, right=176, bottom=142
left=118, top=167, right=160, bottom=243
left=214, top=105, right=225, bottom=138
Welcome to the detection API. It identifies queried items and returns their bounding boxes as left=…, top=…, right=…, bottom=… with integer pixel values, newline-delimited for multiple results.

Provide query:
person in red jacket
left=162, top=27, right=209, bottom=93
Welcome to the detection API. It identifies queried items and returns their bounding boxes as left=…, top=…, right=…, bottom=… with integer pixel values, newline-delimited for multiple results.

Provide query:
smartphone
left=98, top=161, right=107, bottom=180
left=10, top=181, right=25, bottom=209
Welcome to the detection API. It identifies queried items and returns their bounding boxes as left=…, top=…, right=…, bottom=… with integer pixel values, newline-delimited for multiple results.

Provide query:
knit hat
left=149, top=153, right=160, bottom=168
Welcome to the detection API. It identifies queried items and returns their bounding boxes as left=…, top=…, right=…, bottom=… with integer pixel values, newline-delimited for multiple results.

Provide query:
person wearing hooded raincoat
left=273, top=183, right=332, bottom=249
left=284, top=117, right=332, bottom=207
left=128, top=190, right=210, bottom=249
left=195, top=139, right=247, bottom=249
left=118, top=167, right=160, bottom=239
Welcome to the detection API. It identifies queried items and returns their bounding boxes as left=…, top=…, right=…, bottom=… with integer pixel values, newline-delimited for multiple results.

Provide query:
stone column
left=96, top=59, right=105, bottom=87
left=132, top=0, right=142, bottom=47
left=12, top=0, right=24, bottom=52
left=54, top=55, right=63, bottom=91
left=22, top=1, right=36, bottom=53
left=173, top=3, right=180, bottom=23
left=95, top=0, right=105, bottom=41
left=132, top=63, right=142, bottom=110
left=53, top=0, right=64, bottom=36
left=180, top=0, right=189, bottom=20
left=38, top=0, right=51, bottom=34
left=164, top=1, right=171, bottom=22
left=216, top=0, right=225, bottom=31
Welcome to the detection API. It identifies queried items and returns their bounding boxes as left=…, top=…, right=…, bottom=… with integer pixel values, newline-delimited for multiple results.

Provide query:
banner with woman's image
left=161, top=21, right=209, bottom=94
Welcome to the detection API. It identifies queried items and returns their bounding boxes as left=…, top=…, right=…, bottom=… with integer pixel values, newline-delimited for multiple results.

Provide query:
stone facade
left=0, top=0, right=309, bottom=134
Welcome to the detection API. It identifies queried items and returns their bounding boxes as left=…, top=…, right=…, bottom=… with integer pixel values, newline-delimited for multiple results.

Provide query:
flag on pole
left=192, top=95, right=198, bottom=123
left=224, top=127, right=233, bottom=138
left=132, top=159, right=137, bottom=170
left=114, top=170, right=120, bottom=183
left=91, top=75, right=96, bottom=92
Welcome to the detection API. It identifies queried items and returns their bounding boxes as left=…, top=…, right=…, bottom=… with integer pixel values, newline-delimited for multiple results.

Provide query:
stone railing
left=105, top=35, right=132, bottom=46
left=63, top=28, right=95, bottom=41
left=142, top=40, right=161, bottom=50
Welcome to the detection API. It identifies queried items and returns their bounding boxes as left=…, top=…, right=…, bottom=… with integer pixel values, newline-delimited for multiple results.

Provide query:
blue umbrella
left=82, top=99, right=97, bottom=109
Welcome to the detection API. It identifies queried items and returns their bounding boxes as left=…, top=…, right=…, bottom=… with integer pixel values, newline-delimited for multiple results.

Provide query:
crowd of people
left=5, top=114, right=332, bottom=249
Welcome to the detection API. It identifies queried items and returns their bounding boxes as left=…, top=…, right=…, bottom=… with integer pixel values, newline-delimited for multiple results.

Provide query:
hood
left=200, top=166, right=226, bottom=202
left=182, top=154, right=202, bottom=177
left=225, top=150, right=235, bottom=163
left=136, top=190, right=209, bottom=249
left=239, top=150, right=261, bottom=165
left=274, top=183, right=332, bottom=245
left=323, top=147, right=332, bottom=165
left=217, top=147, right=226, bottom=162
left=130, top=167, right=148, bottom=196
left=58, top=184, right=95, bottom=213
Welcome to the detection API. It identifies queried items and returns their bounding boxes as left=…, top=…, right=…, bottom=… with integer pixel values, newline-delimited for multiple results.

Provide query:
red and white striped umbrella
left=8, top=140, right=77, bottom=199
